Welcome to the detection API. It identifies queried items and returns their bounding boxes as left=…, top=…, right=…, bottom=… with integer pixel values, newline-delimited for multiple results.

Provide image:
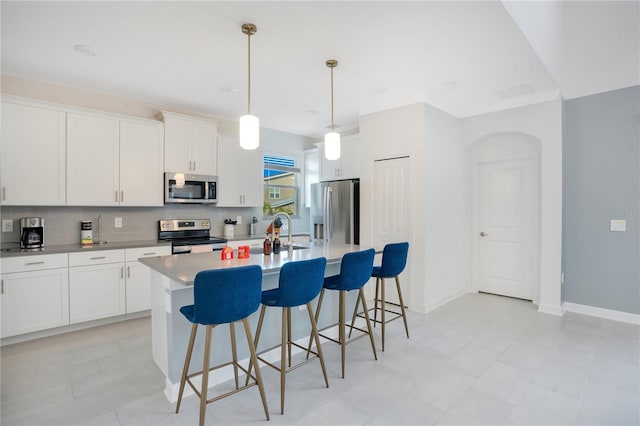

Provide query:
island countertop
left=139, top=241, right=378, bottom=287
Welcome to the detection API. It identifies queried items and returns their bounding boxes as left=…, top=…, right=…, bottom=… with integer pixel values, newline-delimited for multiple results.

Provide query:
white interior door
left=476, top=159, right=537, bottom=300
left=373, top=157, right=411, bottom=303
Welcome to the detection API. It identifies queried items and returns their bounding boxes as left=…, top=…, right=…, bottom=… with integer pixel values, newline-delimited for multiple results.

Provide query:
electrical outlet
left=2, top=219, right=13, bottom=233
left=115, top=217, right=123, bottom=228
left=236, top=216, right=242, bottom=225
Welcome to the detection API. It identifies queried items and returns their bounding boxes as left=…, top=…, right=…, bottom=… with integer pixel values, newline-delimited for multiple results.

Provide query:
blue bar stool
left=310, top=249, right=377, bottom=378
left=175, top=265, right=269, bottom=426
left=249, top=257, right=329, bottom=414
left=350, top=242, right=409, bottom=351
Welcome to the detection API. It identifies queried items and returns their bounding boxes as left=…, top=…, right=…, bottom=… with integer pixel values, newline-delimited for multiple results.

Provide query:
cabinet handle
left=143, top=252, right=156, bottom=256
left=115, top=190, right=119, bottom=202
left=25, top=261, right=45, bottom=266
left=2, top=187, right=5, bottom=201
left=193, top=161, right=196, bottom=171
left=90, top=256, right=107, bottom=260
left=1, top=279, right=4, bottom=295
left=188, top=160, right=192, bottom=171
left=121, top=267, right=124, bottom=279
left=120, top=191, right=124, bottom=203
left=127, top=266, right=131, bottom=278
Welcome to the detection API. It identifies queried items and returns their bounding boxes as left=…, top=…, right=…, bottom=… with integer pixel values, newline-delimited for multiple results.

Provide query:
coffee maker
left=20, top=217, right=44, bottom=250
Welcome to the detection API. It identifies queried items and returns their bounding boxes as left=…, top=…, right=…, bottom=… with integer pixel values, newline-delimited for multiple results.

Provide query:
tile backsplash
left=0, top=205, right=310, bottom=248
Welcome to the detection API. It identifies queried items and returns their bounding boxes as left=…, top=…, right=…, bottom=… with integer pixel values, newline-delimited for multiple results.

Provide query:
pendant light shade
left=240, top=114, right=259, bottom=150
left=240, top=23, right=259, bottom=150
left=324, top=59, right=340, bottom=160
left=324, top=131, right=340, bottom=161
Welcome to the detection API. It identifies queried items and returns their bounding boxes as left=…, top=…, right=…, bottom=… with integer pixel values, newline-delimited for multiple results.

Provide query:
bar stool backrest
left=278, top=257, right=327, bottom=307
left=338, top=248, right=376, bottom=291
left=379, top=242, right=409, bottom=277
left=193, top=265, right=262, bottom=325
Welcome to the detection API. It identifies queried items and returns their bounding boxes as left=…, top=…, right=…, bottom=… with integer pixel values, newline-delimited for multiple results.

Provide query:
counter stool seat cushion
left=261, top=257, right=327, bottom=307
left=181, top=267, right=261, bottom=325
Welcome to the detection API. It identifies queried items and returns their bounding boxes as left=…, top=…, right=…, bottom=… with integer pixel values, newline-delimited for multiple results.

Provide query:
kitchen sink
left=250, top=245, right=310, bottom=255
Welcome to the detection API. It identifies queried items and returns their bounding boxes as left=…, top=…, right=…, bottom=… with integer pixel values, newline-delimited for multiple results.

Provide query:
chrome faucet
left=271, top=212, right=292, bottom=247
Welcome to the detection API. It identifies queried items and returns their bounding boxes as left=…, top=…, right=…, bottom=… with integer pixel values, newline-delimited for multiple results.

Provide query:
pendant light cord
left=330, top=65, right=334, bottom=132
left=247, top=31, right=252, bottom=115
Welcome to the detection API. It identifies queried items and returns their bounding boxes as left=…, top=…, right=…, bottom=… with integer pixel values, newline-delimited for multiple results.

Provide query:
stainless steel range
left=158, top=219, right=227, bottom=255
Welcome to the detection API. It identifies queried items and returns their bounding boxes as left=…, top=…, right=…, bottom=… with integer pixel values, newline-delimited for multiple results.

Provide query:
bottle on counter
left=272, top=231, right=281, bottom=254
left=263, top=234, right=272, bottom=255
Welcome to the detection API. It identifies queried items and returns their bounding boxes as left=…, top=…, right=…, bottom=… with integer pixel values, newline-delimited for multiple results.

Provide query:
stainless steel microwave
left=164, top=173, right=218, bottom=204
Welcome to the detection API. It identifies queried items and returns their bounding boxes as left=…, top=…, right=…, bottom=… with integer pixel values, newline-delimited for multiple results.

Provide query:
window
left=263, top=154, right=300, bottom=217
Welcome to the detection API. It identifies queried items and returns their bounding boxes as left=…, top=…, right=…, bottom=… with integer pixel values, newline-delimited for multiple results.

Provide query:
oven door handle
left=173, top=245, right=192, bottom=254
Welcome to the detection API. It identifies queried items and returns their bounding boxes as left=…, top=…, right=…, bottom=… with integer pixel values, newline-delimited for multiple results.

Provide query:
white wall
left=463, top=97, right=563, bottom=314
left=423, top=103, right=470, bottom=309
left=360, top=102, right=469, bottom=313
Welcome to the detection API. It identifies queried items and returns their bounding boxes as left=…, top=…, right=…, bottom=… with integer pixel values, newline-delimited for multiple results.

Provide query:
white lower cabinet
left=69, top=250, right=125, bottom=324
left=1, top=254, right=70, bottom=337
left=125, top=246, right=171, bottom=313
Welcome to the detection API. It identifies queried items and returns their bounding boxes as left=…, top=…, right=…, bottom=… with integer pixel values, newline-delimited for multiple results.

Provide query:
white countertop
left=139, top=241, right=379, bottom=287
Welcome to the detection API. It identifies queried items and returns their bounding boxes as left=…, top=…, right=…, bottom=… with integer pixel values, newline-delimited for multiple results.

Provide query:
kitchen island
left=139, top=241, right=378, bottom=402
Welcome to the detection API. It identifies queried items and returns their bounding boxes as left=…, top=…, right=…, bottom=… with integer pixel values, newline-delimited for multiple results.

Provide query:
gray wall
left=563, top=86, right=640, bottom=314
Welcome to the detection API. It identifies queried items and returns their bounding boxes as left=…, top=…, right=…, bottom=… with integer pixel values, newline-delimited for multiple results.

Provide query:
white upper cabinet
left=67, top=112, right=163, bottom=206
left=216, top=132, right=263, bottom=207
left=0, top=100, right=66, bottom=206
left=67, top=113, right=120, bottom=206
left=319, top=134, right=361, bottom=181
left=160, top=111, right=218, bottom=175
left=119, top=121, right=164, bottom=206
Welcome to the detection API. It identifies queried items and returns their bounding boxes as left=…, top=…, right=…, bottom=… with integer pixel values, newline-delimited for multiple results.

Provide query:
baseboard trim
left=424, top=289, right=469, bottom=314
left=537, top=303, right=563, bottom=316
left=563, top=302, right=640, bottom=325
left=1, top=311, right=151, bottom=346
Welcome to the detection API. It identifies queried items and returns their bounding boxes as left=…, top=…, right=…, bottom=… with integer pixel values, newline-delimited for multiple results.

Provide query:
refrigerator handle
left=327, top=186, right=333, bottom=241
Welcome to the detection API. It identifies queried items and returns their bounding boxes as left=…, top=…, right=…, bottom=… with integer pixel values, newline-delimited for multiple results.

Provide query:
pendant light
left=324, top=59, right=340, bottom=160
left=240, top=23, right=259, bottom=150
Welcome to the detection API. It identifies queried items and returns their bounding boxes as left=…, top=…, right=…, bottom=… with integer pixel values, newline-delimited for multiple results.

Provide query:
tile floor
left=1, top=293, right=638, bottom=425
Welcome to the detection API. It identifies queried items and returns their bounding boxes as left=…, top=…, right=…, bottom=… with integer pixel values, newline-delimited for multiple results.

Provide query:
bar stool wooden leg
left=359, top=288, right=378, bottom=360
left=374, top=277, right=381, bottom=326
left=396, top=276, right=410, bottom=338
left=347, top=293, right=360, bottom=338
left=242, top=318, right=270, bottom=421
left=199, top=325, right=213, bottom=426
left=287, top=307, right=292, bottom=368
left=339, top=290, right=346, bottom=378
left=280, top=307, right=287, bottom=414
left=381, top=277, right=386, bottom=352
left=307, top=289, right=325, bottom=359
left=246, top=305, right=267, bottom=386
left=176, top=323, right=198, bottom=414
left=229, top=322, right=239, bottom=389
left=307, top=301, right=329, bottom=388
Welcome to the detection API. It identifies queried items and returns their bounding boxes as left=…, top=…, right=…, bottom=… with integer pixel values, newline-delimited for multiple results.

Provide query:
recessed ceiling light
left=221, top=86, right=239, bottom=94
left=73, top=44, right=96, bottom=56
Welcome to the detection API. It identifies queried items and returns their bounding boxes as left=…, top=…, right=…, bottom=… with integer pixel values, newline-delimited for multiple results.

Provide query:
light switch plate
left=610, top=219, right=626, bottom=232
left=2, top=219, right=13, bottom=232
left=115, top=217, right=123, bottom=228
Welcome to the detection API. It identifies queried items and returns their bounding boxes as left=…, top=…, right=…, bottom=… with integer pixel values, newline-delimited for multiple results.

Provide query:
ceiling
left=1, top=1, right=638, bottom=138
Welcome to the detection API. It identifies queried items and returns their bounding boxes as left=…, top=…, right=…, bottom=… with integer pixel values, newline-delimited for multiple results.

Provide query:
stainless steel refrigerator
left=310, top=179, right=360, bottom=244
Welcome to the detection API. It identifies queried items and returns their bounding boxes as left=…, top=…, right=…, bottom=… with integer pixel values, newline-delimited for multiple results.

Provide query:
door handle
left=480, top=232, right=489, bottom=237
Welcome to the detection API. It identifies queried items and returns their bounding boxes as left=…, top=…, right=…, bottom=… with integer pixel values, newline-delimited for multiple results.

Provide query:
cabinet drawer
left=125, top=246, right=171, bottom=262
left=69, top=249, right=124, bottom=266
left=227, top=239, right=263, bottom=249
left=1, top=253, right=68, bottom=273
